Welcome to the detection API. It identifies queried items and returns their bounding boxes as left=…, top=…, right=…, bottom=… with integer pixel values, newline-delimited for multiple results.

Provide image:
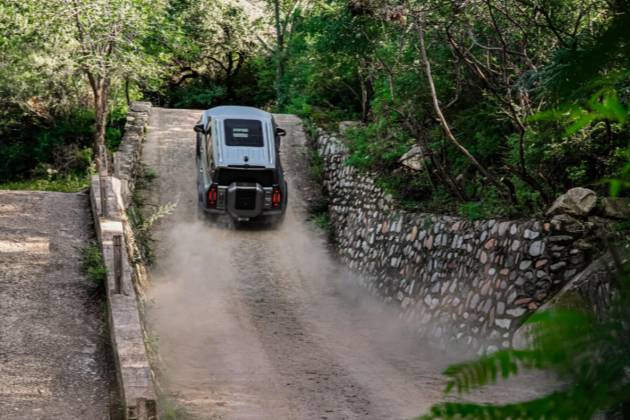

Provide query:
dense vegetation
left=3, top=1, right=627, bottom=216
left=2, top=1, right=630, bottom=418
left=0, top=0, right=273, bottom=189
left=277, top=0, right=630, bottom=217
left=423, top=264, right=630, bottom=419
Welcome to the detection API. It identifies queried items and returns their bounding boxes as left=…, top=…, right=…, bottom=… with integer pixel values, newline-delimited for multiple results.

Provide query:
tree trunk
left=357, top=63, right=373, bottom=123
left=92, top=78, right=110, bottom=175
left=225, top=52, right=235, bottom=101
left=417, top=21, right=509, bottom=198
left=273, top=0, right=285, bottom=105
left=125, top=78, right=131, bottom=106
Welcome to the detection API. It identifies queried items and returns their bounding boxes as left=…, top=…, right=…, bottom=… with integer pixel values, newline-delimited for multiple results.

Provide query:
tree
left=264, top=0, right=304, bottom=106
left=158, top=0, right=259, bottom=103
left=4, top=0, right=160, bottom=173
left=66, top=0, right=159, bottom=171
left=421, top=86, right=630, bottom=420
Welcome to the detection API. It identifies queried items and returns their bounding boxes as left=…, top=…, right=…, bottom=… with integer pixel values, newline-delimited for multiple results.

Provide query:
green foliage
left=158, top=394, right=189, bottom=420
left=0, top=174, right=90, bottom=193
left=422, top=278, right=630, bottom=419
left=0, top=109, right=94, bottom=181
left=105, top=104, right=129, bottom=152
left=458, top=202, right=488, bottom=221
left=145, top=0, right=274, bottom=109
left=277, top=0, right=630, bottom=216
left=127, top=164, right=176, bottom=266
left=170, top=83, right=227, bottom=109
left=345, top=123, right=413, bottom=171
left=80, top=243, right=107, bottom=286
left=311, top=212, right=332, bottom=233
left=309, top=148, right=325, bottom=186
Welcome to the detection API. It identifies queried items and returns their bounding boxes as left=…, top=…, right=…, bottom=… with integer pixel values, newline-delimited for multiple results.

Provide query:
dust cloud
left=143, top=108, right=552, bottom=419
left=147, top=200, right=461, bottom=419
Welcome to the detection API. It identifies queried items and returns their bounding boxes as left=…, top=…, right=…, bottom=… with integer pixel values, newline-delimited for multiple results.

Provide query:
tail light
left=271, top=186, right=282, bottom=208
left=208, top=184, right=218, bottom=208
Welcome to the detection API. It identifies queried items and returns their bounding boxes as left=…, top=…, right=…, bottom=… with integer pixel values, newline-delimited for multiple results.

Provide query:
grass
left=311, top=212, right=334, bottom=237
left=0, top=174, right=90, bottom=192
left=159, top=394, right=189, bottom=420
left=80, top=242, right=107, bottom=286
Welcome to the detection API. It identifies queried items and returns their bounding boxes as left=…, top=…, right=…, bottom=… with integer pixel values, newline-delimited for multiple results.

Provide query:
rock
left=498, top=222, right=510, bottom=236
left=514, top=297, right=533, bottom=306
left=529, top=240, right=545, bottom=257
left=470, top=294, right=480, bottom=309
left=550, top=261, right=567, bottom=271
left=524, top=229, right=540, bottom=240
left=495, top=318, right=511, bottom=329
left=506, top=307, right=526, bottom=317
left=497, top=302, right=505, bottom=315
left=535, top=259, right=548, bottom=268
left=130, top=101, right=151, bottom=113
left=339, top=121, right=361, bottom=134
left=601, top=197, right=630, bottom=219
left=546, top=187, right=597, bottom=217
left=409, top=226, right=418, bottom=241
left=548, top=235, right=573, bottom=243
left=399, top=145, right=428, bottom=172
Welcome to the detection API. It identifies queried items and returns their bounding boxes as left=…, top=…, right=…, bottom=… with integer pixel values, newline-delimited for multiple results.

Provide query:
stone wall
left=114, top=101, right=152, bottom=207
left=90, top=101, right=157, bottom=419
left=314, top=132, right=600, bottom=354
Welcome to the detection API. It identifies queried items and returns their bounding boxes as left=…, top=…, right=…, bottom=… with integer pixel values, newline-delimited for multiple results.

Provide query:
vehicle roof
left=201, top=106, right=277, bottom=170
left=204, top=105, right=272, bottom=121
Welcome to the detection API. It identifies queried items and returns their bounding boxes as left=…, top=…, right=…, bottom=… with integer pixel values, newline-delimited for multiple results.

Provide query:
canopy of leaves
left=278, top=0, right=630, bottom=217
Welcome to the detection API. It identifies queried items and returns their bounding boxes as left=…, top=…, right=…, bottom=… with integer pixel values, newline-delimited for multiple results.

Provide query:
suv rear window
left=216, top=168, right=275, bottom=187
left=224, top=119, right=264, bottom=147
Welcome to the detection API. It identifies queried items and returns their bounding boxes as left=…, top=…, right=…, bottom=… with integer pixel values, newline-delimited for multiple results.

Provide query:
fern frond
left=421, top=389, right=594, bottom=420
left=140, top=201, right=178, bottom=231
left=442, top=349, right=549, bottom=395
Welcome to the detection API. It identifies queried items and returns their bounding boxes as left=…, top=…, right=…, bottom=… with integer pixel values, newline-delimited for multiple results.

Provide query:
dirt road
left=144, top=108, right=549, bottom=419
left=0, top=191, right=116, bottom=419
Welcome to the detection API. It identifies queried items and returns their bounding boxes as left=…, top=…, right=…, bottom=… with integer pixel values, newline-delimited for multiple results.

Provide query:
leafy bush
left=80, top=243, right=107, bottom=287
left=0, top=174, right=90, bottom=193
left=277, top=0, right=630, bottom=216
left=421, top=269, right=630, bottom=419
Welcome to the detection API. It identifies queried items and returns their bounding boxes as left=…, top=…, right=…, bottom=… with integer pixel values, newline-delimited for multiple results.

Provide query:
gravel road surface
left=0, top=191, right=116, bottom=419
left=144, top=108, right=550, bottom=419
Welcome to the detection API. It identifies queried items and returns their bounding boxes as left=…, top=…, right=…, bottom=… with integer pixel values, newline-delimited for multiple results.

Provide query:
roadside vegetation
left=276, top=0, right=630, bottom=219
left=3, top=2, right=630, bottom=417
left=421, top=109, right=630, bottom=419
left=422, top=267, right=630, bottom=419
left=80, top=242, right=107, bottom=296
left=127, top=163, right=176, bottom=266
left=4, top=0, right=627, bottom=219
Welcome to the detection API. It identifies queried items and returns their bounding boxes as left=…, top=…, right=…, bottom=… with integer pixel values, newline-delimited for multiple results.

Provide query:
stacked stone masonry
left=114, top=101, right=152, bottom=206
left=314, top=132, right=597, bottom=354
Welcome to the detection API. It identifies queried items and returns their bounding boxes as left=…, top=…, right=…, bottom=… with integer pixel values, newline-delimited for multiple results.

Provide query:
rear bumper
left=202, top=207, right=283, bottom=217
left=201, top=183, right=285, bottom=220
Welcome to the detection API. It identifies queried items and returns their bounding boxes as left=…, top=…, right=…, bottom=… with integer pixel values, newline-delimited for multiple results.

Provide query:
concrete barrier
left=90, top=176, right=157, bottom=420
left=89, top=101, right=157, bottom=419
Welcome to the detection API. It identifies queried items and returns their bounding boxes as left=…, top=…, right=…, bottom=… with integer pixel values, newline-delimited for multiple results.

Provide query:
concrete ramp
left=0, top=191, right=116, bottom=420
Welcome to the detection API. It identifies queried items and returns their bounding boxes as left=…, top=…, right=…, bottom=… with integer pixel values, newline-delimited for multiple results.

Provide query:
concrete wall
left=90, top=102, right=157, bottom=419
left=314, top=132, right=600, bottom=354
